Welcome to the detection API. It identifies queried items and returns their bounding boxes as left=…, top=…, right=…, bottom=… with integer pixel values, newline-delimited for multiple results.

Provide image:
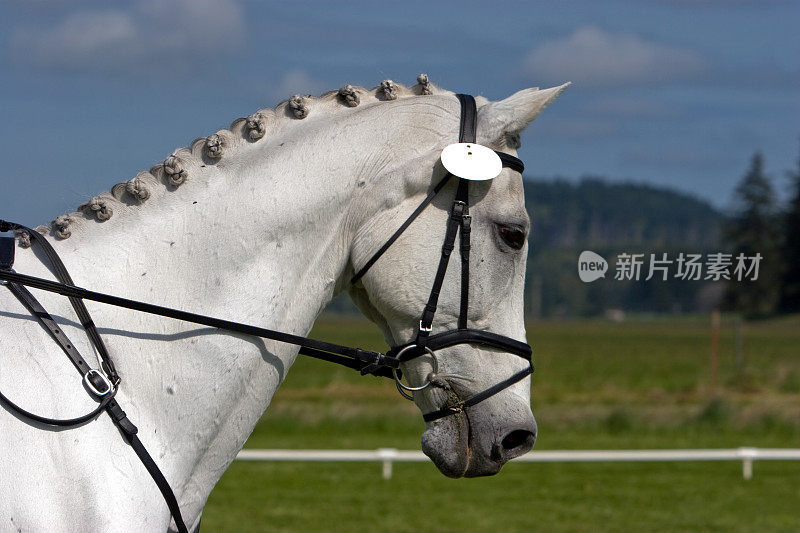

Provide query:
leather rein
left=0, top=94, right=533, bottom=532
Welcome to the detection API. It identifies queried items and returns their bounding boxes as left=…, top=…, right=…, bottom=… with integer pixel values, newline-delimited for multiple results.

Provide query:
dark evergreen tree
left=779, top=144, right=800, bottom=313
left=723, top=152, right=782, bottom=316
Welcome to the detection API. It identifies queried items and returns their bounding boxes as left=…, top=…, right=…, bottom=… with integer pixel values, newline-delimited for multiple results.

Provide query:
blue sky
left=1, top=0, right=797, bottom=227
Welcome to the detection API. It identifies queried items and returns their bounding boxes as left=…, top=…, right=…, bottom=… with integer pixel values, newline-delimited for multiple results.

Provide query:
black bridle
left=352, top=94, right=532, bottom=422
left=0, top=93, right=532, bottom=532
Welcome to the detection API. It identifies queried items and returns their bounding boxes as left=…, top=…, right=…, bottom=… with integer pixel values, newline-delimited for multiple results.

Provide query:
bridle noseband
left=0, top=93, right=533, bottom=532
left=352, top=94, right=533, bottom=422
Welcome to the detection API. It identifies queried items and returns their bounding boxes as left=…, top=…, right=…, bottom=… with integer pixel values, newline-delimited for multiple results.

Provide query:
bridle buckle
left=451, top=200, right=467, bottom=220
left=418, top=320, right=432, bottom=333
left=83, top=369, right=114, bottom=397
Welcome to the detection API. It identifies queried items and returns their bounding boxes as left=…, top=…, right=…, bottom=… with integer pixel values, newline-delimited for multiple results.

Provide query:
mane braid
left=19, top=74, right=447, bottom=247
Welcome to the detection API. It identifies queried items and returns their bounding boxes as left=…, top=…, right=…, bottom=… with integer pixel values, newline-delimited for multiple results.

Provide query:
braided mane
left=19, top=75, right=445, bottom=246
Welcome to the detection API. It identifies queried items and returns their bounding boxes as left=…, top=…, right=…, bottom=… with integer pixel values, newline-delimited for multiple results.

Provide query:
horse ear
left=478, top=83, right=570, bottom=145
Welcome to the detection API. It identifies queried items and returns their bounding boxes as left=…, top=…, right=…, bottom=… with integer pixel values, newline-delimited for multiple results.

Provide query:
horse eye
left=498, top=225, right=526, bottom=250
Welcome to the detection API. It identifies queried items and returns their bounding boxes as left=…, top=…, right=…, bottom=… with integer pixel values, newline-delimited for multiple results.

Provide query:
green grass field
left=203, top=315, right=800, bottom=532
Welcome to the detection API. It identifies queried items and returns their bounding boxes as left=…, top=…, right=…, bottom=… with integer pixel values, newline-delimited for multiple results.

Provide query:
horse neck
left=36, top=121, right=391, bottom=518
left=56, top=128, right=372, bottom=329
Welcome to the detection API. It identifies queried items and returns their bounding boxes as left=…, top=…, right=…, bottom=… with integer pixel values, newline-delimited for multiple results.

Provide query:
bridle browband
left=0, top=93, right=533, bottom=532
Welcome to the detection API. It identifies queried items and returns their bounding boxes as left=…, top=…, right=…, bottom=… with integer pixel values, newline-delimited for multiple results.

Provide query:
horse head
left=348, top=84, right=569, bottom=477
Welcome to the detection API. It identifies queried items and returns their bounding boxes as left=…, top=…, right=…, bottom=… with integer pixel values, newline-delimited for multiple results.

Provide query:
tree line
left=524, top=179, right=724, bottom=317
left=723, top=146, right=800, bottom=317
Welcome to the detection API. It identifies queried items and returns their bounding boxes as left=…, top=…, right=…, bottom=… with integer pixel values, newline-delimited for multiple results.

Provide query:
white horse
left=0, top=76, right=568, bottom=532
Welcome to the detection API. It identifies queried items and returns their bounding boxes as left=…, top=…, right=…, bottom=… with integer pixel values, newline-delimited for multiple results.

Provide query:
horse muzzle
left=420, top=381, right=537, bottom=478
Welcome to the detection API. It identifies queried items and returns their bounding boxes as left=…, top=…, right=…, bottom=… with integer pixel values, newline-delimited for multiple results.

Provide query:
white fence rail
left=236, top=447, right=800, bottom=480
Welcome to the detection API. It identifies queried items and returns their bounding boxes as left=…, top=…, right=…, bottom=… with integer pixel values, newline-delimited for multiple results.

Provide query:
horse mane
left=17, top=75, right=446, bottom=246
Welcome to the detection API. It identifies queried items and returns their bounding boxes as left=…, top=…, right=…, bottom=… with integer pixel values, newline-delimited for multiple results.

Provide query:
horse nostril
left=502, top=429, right=535, bottom=451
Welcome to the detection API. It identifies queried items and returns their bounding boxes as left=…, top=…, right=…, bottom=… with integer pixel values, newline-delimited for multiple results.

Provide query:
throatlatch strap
left=351, top=172, right=452, bottom=284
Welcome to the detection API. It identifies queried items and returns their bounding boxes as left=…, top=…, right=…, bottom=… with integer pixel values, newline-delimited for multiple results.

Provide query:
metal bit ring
left=393, top=345, right=438, bottom=399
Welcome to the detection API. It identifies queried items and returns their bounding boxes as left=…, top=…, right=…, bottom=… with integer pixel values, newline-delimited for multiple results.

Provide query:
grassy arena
left=203, top=316, right=800, bottom=532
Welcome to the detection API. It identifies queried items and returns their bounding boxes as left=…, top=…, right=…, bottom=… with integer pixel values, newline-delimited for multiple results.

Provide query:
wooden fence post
left=710, top=310, right=720, bottom=394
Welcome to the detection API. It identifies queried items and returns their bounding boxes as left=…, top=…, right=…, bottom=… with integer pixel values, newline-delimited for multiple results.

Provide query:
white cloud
left=523, top=26, right=705, bottom=87
left=9, top=0, right=245, bottom=73
left=267, top=69, right=326, bottom=101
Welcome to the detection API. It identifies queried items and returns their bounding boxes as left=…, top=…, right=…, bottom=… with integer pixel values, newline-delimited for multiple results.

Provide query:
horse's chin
left=421, top=414, right=504, bottom=478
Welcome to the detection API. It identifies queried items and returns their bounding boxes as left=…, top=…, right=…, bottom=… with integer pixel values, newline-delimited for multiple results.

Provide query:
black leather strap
left=102, top=399, right=187, bottom=533
left=416, top=197, right=464, bottom=342
left=0, top=237, right=13, bottom=270
left=456, top=94, right=477, bottom=144
left=8, top=280, right=106, bottom=382
left=423, top=363, right=533, bottom=422
left=454, top=96, right=474, bottom=331
left=128, top=432, right=188, bottom=533
left=1, top=235, right=116, bottom=425
left=0, top=281, right=117, bottom=423
left=495, top=152, right=524, bottom=174
left=416, top=95, right=476, bottom=341
left=0, top=387, right=112, bottom=426
left=1, top=224, right=188, bottom=533
left=390, top=328, right=532, bottom=361
left=456, top=180, right=470, bottom=331
left=351, top=172, right=452, bottom=284
left=0, top=268, right=400, bottom=379
left=0, top=221, right=119, bottom=383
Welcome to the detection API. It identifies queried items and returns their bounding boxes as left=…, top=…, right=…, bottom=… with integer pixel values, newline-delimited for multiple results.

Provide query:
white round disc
left=441, top=142, right=503, bottom=181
